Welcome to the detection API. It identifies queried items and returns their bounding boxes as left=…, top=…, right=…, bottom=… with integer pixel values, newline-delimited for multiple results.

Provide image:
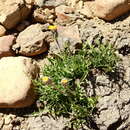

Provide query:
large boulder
left=86, top=0, right=130, bottom=21
left=0, top=35, right=15, bottom=58
left=0, top=56, right=39, bottom=108
left=0, top=0, right=33, bottom=29
left=13, top=24, right=53, bottom=56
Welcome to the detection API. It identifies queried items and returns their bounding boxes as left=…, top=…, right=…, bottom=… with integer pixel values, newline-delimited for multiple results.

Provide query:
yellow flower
left=48, top=25, right=57, bottom=30
left=42, top=76, right=49, bottom=83
left=61, top=78, right=68, bottom=85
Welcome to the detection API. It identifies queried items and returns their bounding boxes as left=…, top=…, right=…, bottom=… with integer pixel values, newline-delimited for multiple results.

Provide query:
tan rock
left=56, top=5, right=75, bottom=14
left=66, top=0, right=80, bottom=7
left=0, top=118, right=4, bottom=129
left=34, top=0, right=44, bottom=7
left=4, top=116, right=12, bottom=125
left=0, top=0, right=32, bottom=29
left=57, top=25, right=81, bottom=44
left=79, top=4, right=93, bottom=18
left=0, top=56, right=39, bottom=108
left=49, top=25, right=81, bottom=53
left=55, top=5, right=76, bottom=25
left=33, top=8, right=55, bottom=24
left=0, top=25, right=6, bottom=36
left=86, top=0, right=130, bottom=21
left=13, top=24, right=53, bottom=56
left=2, top=124, right=13, bottom=130
left=0, top=35, right=15, bottom=58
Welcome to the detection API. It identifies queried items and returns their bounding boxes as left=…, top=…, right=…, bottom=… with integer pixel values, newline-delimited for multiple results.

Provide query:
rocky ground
left=0, top=0, right=130, bottom=130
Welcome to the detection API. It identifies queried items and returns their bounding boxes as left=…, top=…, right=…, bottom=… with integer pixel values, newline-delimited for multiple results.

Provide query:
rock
left=57, top=25, right=81, bottom=45
left=55, top=5, right=77, bottom=25
left=0, top=56, right=39, bottom=108
left=79, top=21, right=102, bottom=44
left=119, top=103, right=130, bottom=130
left=95, top=87, right=130, bottom=130
left=2, top=124, right=13, bottom=130
left=0, top=0, right=32, bottom=29
left=88, top=0, right=130, bottom=21
left=56, top=13, right=74, bottom=25
left=4, top=116, right=12, bottom=125
left=35, top=0, right=65, bottom=7
left=33, top=7, right=55, bottom=24
left=79, top=2, right=93, bottom=18
left=28, top=116, right=68, bottom=130
left=34, top=0, right=44, bottom=7
left=93, top=67, right=130, bottom=129
left=95, top=86, right=117, bottom=129
left=0, top=118, right=4, bottom=129
left=67, top=0, right=84, bottom=10
left=34, top=0, right=65, bottom=7
left=78, top=17, right=130, bottom=49
left=55, top=5, right=75, bottom=14
left=114, top=31, right=130, bottom=52
left=95, top=75, right=112, bottom=97
left=80, top=54, right=130, bottom=130
left=49, top=25, right=81, bottom=53
left=66, top=0, right=80, bottom=7
left=0, top=25, right=6, bottom=36
left=16, top=21, right=30, bottom=32
left=13, top=24, right=53, bottom=56
left=96, top=75, right=110, bottom=86
left=0, top=35, right=15, bottom=58
left=20, top=119, right=29, bottom=130
left=96, top=105, right=120, bottom=130
left=43, top=0, right=66, bottom=7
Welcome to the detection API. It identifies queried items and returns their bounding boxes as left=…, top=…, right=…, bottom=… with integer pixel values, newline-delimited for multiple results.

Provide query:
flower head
left=61, top=78, right=68, bottom=85
left=42, top=76, right=50, bottom=84
left=48, top=25, right=57, bottom=30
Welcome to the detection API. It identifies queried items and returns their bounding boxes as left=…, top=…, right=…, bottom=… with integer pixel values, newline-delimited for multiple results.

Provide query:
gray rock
left=28, top=116, right=68, bottom=130
left=94, top=64, right=130, bottom=130
left=79, top=21, right=103, bottom=44
left=95, top=91, right=120, bottom=129
left=34, top=0, right=66, bottom=7
left=79, top=18, right=130, bottom=50
left=44, top=0, right=66, bottom=7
